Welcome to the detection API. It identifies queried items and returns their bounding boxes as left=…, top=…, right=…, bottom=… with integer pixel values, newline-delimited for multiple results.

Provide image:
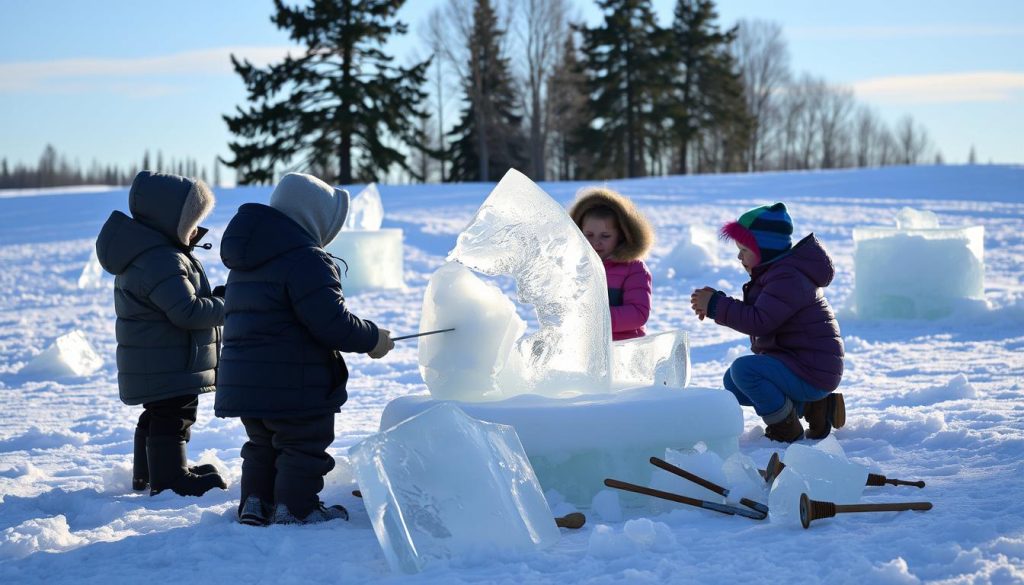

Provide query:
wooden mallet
left=799, top=493, right=933, bottom=529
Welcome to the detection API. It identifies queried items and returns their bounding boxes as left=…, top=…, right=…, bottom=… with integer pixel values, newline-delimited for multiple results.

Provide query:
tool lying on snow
left=799, top=492, right=932, bottom=529
left=391, top=328, right=456, bottom=342
left=604, top=456, right=767, bottom=520
left=760, top=452, right=926, bottom=488
left=352, top=489, right=587, bottom=529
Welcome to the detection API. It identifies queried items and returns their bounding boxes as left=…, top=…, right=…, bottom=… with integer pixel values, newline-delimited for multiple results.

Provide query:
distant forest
left=3, top=0, right=959, bottom=190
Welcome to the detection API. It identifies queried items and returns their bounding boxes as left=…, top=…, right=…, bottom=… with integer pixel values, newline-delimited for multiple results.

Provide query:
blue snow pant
left=723, top=355, right=830, bottom=424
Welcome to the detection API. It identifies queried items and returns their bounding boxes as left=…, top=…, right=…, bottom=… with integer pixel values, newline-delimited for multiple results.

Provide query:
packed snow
left=1, top=164, right=1023, bottom=583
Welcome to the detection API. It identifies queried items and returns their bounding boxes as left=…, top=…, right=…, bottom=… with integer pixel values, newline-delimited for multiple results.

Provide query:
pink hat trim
left=720, top=221, right=762, bottom=265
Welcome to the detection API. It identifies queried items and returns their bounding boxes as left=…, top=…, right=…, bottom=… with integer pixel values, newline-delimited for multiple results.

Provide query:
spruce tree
left=578, top=0, right=669, bottom=179
left=547, top=32, right=591, bottom=181
left=668, top=0, right=749, bottom=174
left=223, top=0, right=430, bottom=185
left=447, top=0, right=525, bottom=182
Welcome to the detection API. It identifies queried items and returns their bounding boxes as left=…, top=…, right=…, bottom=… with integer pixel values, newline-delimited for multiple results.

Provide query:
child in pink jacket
left=570, top=187, right=654, bottom=340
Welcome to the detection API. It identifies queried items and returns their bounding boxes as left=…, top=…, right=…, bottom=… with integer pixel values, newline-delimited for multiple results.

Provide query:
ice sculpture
left=449, top=169, right=612, bottom=397
left=659, top=225, right=718, bottom=280
left=419, top=262, right=525, bottom=401
left=612, top=330, right=690, bottom=389
left=380, top=387, right=744, bottom=505
left=853, top=206, right=985, bottom=319
left=324, top=183, right=404, bottom=291
left=349, top=403, right=559, bottom=574
left=19, top=330, right=102, bottom=378
left=780, top=435, right=868, bottom=504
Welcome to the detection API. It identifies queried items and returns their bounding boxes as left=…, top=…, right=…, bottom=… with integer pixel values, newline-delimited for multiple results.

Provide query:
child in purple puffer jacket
left=569, top=187, right=654, bottom=341
left=690, top=202, right=845, bottom=443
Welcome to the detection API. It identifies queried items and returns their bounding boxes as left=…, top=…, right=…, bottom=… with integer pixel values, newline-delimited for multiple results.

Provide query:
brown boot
left=764, top=409, right=804, bottom=443
left=804, top=393, right=846, bottom=440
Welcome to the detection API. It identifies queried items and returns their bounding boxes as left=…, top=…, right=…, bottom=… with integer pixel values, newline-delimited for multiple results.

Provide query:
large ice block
left=324, top=228, right=404, bottom=291
left=379, top=386, right=744, bottom=505
left=449, top=169, right=612, bottom=398
left=780, top=436, right=868, bottom=504
left=612, top=330, right=691, bottom=389
left=343, top=183, right=384, bottom=231
left=853, top=207, right=985, bottom=319
left=419, top=262, right=525, bottom=401
left=349, top=403, right=559, bottom=574
left=19, top=330, right=102, bottom=378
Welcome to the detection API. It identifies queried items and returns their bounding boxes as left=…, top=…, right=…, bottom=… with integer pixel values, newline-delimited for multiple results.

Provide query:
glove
left=212, top=285, right=226, bottom=298
left=368, top=328, right=394, bottom=359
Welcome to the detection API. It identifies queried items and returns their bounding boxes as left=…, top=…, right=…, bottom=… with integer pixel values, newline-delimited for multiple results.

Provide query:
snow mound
left=18, top=330, right=102, bottom=378
left=0, top=515, right=86, bottom=560
left=891, top=374, right=978, bottom=406
left=658, top=225, right=719, bottom=279
left=0, top=426, right=89, bottom=451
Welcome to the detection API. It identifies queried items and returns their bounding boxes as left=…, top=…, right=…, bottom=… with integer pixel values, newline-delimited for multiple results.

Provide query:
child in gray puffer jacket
left=96, top=171, right=227, bottom=497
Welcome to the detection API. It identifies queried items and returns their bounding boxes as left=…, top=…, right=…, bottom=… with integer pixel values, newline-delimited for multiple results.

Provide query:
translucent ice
left=449, top=169, right=612, bottom=397
left=419, top=262, right=525, bottom=401
left=342, top=183, right=384, bottom=231
left=612, top=330, right=690, bottom=389
left=659, top=225, right=718, bottom=279
left=19, top=330, right=102, bottom=378
left=380, top=386, right=744, bottom=505
left=768, top=467, right=811, bottom=526
left=77, top=247, right=108, bottom=289
left=854, top=207, right=985, bottom=319
left=349, top=403, right=559, bottom=574
left=324, top=228, right=405, bottom=291
left=781, top=436, right=868, bottom=504
left=649, top=447, right=727, bottom=507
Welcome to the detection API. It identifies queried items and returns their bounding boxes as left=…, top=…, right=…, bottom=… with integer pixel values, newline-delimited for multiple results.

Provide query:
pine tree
left=223, top=0, right=431, bottom=185
left=578, top=0, right=669, bottom=179
left=447, top=0, right=525, bottom=182
left=968, top=145, right=977, bottom=165
left=668, top=0, right=749, bottom=174
left=547, top=32, right=591, bottom=180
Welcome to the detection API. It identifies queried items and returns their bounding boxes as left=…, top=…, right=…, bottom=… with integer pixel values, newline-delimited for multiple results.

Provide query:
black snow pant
left=137, top=394, right=198, bottom=440
left=239, top=414, right=336, bottom=519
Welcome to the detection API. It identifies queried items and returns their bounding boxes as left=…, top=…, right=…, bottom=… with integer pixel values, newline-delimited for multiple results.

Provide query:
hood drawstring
left=325, top=251, right=349, bottom=278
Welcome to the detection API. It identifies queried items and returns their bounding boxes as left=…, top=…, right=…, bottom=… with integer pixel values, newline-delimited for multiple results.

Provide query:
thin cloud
left=0, top=46, right=299, bottom=94
left=853, top=71, right=1024, bottom=104
left=790, top=24, right=1024, bottom=41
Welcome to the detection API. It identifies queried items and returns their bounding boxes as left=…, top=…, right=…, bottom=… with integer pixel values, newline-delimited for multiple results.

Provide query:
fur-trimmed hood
left=568, top=187, right=654, bottom=262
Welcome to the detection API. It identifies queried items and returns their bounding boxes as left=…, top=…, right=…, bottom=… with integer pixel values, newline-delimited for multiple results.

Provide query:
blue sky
left=1, top=0, right=1021, bottom=183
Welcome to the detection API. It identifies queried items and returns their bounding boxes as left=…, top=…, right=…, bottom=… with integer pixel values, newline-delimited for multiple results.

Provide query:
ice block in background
left=612, top=330, right=690, bottom=389
left=19, top=330, right=103, bottom=378
left=342, top=182, right=384, bottom=231
left=449, top=169, right=612, bottom=398
left=349, top=403, right=559, bottom=574
left=418, top=262, right=525, bottom=401
left=853, top=206, right=985, bottom=319
left=324, top=183, right=404, bottom=291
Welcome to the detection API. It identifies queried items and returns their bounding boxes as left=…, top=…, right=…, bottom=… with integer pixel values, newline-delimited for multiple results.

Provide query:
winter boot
left=764, top=408, right=805, bottom=443
left=272, top=502, right=349, bottom=525
left=238, top=495, right=272, bottom=527
left=147, top=436, right=228, bottom=497
left=803, top=393, right=846, bottom=440
left=134, top=430, right=220, bottom=491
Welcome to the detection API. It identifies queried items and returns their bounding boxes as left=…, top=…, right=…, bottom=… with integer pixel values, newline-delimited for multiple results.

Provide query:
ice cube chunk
left=342, top=183, right=384, bottom=231
left=449, top=169, right=612, bottom=397
left=853, top=207, right=985, bottom=319
left=77, top=247, right=109, bottom=289
left=349, top=403, right=559, bottom=574
left=419, top=262, right=525, bottom=401
left=19, top=330, right=102, bottom=378
left=612, top=330, right=690, bottom=389
left=324, top=228, right=404, bottom=291
left=768, top=467, right=811, bottom=526
left=781, top=436, right=868, bottom=504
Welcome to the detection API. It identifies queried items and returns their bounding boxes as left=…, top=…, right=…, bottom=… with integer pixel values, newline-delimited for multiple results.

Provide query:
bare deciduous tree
left=732, top=19, right=789, bottom=172
left=819, top=84, right=854, bottom=168
left=896, top=115, right=930, bottom=165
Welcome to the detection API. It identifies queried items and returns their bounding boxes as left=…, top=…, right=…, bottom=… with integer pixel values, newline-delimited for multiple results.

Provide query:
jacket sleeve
left=610, top=261, right=652, bottom=333
left=146, top=251, right=225, bottom=329
left=714, top=267, right=811, bottom=336
left=285, top=250, right=379, bottom=353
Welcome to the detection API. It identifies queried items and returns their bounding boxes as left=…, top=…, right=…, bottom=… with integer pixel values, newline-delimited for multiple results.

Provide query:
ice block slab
left=324, top=228, right=404, bottom=291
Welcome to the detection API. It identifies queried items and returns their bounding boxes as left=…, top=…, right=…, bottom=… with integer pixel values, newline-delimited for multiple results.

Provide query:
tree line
left=223, top=0, right=953, bottom=186
left=0, top=145, right=224, bottom=190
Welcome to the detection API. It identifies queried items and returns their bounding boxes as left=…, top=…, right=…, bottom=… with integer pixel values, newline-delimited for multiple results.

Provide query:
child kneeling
left=691, top=203, right=845, bottom=442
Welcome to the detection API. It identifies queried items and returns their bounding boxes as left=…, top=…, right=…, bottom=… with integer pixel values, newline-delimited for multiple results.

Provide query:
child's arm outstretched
left=694, top=268, right=812, bottom=335
left=610, top=262, right=652, bottom=334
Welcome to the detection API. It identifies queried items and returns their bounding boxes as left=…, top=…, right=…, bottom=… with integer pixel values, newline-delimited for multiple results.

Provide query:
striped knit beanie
left=720, top=202, right=794, bottom=266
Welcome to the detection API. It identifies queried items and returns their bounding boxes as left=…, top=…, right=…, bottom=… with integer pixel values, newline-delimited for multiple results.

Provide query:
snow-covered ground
left=1, top=164, right=1022, bottom=584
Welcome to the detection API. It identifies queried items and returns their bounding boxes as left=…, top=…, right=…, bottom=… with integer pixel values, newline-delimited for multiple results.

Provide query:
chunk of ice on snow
left=612, top=330, right=690, bottom=389
left=449, top=169, right=612, bottom=397
left=781, top=436, right=868, bottom=504
left=19, top=330, right=102, bottom=378
left=768, top=467, right=811, bottom=526
left=895, top=207, right=939, bottom=230
left=342, top=183, right=384, bottom=231
left=77, top=247, right=109, bottom=289
left=349, top=403, right=559, bottom=574
left=324, top=228, right=404, bottom=291
left=419, top=262, right=525, bottom=401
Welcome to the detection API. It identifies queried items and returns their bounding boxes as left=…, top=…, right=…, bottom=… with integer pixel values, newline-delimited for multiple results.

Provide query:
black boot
left=804, top=393, right=846, bottom=440
left=147, top=436, right=227, bottom=497
left=134, top=430, right=220, bottom=491
left=764, top=408, right=805, bottom=443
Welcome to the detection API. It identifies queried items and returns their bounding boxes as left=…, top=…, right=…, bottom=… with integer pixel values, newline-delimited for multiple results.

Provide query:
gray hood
left=269, top=173, right=349, bottom=247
